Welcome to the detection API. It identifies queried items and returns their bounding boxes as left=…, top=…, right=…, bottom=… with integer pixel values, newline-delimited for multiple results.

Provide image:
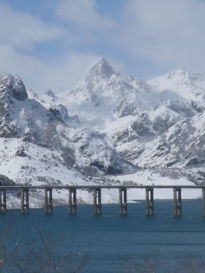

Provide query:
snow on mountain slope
left=110, top=171, right=201, bottom=200
left=52, top=59, right=200, bottom=132
left=0, top=74, right=49, bottom=139
left=1, top=58, right=205, bottom=206
left=55, top=58, right=160, bottom=130
left=46, top=59, right=198, bottom=145
left=0, top=136, right=134, bottom=206
left=0, top=137, right=86, bottom=186
left=149, top=69, right=205, bottom=107
left=40, top=58, right=205, bottom=183
left=0, top=73, right=135, bottom=179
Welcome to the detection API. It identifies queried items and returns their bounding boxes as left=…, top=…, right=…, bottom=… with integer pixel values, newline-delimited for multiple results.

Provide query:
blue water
left=1, top=200, right=205, bottom=272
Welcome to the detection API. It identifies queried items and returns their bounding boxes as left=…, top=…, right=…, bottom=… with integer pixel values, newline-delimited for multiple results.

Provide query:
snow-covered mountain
left=42, top=59, right=205, bottom=174
left=1, top=58, right=205, bottom=204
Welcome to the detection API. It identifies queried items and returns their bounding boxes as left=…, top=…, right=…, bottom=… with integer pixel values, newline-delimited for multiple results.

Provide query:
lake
left=1, top=200, right=205, bottom=272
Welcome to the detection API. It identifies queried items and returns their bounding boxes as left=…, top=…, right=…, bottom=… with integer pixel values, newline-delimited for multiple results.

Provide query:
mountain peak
left=165, top=69, right=204, bottom=84
left=44, top=89, right=56, bottom=98
left=0, top=74, right=28, bottom=100
left=88, top=57, right=115, bottom=79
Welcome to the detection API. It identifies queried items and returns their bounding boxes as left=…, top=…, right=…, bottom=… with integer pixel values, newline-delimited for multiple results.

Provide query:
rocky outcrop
left=0, top=74, right=27, bottom=101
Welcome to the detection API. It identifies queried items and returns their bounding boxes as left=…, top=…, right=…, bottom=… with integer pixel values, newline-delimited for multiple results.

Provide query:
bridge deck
left=0, top=185, right=204, bottom=189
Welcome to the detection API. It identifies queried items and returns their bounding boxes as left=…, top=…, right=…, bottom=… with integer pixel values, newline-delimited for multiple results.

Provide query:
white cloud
left=56, top=0, right=114, bottom=35
left=55, top=0, right=205, bottom=74
left=0, top=45, right=100, bottom=92
left=5, top=0, right=205, bottom=93
left=37, top=53, right=101, bottom=92
left=0, top=2, right=63, bottom=49
left=116, top=0, right=205, bottom=71
left=0, top=1, right=115, bottom=93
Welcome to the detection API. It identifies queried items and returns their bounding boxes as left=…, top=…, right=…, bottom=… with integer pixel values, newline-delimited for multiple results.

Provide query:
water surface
left=1, top=200, right=205, bottom=272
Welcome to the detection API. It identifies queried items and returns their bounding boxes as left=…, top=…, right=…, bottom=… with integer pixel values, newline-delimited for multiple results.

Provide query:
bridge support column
left=21, top=188, right=29, bottom=214
left=202, top=188, right=205, bottom=217
left=93, top=188, right=102, bottom=215
left=0, top=189, right=6, bottom=214
left=69, top=188, right=77, bottom=215
left=44, top=188, right=53, bottom=214
left=119, top=187, right=127, bottom=215
left=146, top=187, right=154, bottom=216
left=173, top=187, right=182, bottom=216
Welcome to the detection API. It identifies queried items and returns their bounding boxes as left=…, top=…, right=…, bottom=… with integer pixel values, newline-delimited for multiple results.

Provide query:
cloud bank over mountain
left=1, top=0, right=205, bottom=92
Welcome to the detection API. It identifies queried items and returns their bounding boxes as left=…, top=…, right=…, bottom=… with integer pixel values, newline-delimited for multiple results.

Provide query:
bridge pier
left=44, top=188, right=53, bottom=214
left=202, top=188, right=205, bottom=216
left=173, top=187, right=182, bottom=216
left=146, top=187, right=154, bottom=216
left=0, top=189, right=6, bottom=214
left=93, top=188, right=102, bottom=215
left=119, top=187, right=127, bottom=215
left=69, top=188, right=77, bottom=215
left=21, top=188, right=29, bottom=214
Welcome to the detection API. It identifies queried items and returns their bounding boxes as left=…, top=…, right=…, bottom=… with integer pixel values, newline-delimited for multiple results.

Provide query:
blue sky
left=0, top=0, right=205, bottom=92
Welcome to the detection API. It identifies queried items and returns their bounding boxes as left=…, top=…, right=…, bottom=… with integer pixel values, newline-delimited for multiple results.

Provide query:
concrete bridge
left=0, top=185, right=204, bottom=216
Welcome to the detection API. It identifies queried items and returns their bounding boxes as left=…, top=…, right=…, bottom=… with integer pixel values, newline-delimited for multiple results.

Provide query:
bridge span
left=0, top=185, right=204, bottom=216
